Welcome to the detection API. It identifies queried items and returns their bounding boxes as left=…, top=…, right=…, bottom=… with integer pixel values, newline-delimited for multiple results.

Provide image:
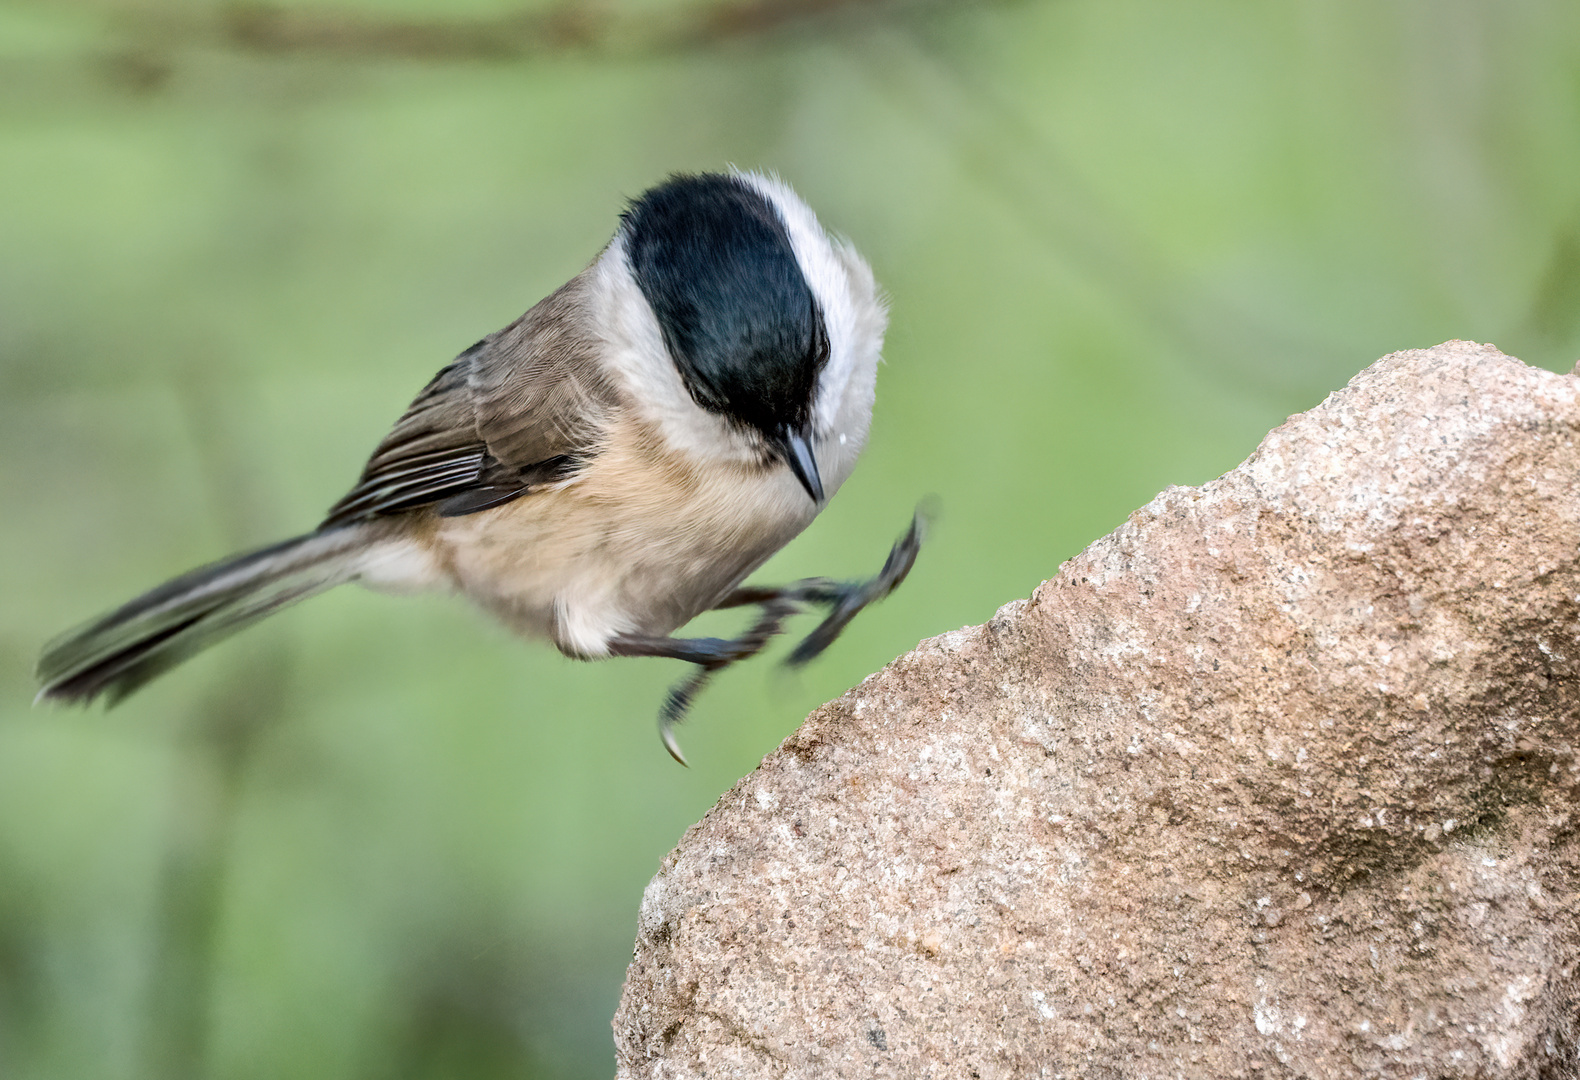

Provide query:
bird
left=36, top=170, right=922, bottom=763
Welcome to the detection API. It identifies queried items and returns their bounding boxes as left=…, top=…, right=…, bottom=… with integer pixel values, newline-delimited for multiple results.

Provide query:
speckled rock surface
left=613, top=341, right=1580, bottom=1079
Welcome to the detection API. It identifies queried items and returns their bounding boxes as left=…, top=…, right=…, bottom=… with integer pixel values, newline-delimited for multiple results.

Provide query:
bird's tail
left=36, top=527, right=372, bottom=706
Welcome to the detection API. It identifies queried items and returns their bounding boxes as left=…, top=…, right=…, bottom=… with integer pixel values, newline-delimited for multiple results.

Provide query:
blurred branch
left=139, top=367, right=297, bottom=1079
left=92, top=0, right=940, bottom=62
left=1514, top=217, right=1580, bottom=355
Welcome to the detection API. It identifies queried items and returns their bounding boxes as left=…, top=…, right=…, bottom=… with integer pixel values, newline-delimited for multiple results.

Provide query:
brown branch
left=102, top=0, right=929, bottom=63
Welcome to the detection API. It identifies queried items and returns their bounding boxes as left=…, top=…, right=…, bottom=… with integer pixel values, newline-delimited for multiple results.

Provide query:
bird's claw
left=655, top=508, right=928, bottom=764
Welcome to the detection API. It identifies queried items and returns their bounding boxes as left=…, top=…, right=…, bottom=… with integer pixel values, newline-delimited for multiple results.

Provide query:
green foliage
left=3, top=0, right=1578, bottom=1074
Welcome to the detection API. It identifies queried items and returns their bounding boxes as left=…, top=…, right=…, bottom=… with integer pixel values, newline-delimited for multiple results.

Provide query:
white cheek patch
left=590, top=235, right=763, bottom=465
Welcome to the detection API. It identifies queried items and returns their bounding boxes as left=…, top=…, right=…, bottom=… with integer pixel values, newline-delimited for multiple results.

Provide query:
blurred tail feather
left=36, top=528, right=369, bottom=706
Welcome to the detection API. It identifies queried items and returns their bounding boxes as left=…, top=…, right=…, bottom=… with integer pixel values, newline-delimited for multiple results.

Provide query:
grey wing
left=321, top=278, right=619, bottom=529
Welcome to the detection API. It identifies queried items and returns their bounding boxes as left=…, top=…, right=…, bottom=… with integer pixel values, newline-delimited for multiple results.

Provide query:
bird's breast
left=427, top=423, right=822, bottom=658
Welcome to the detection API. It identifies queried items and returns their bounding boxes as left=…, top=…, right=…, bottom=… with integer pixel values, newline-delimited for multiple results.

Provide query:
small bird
left=36, top=171, right=921, bottom=762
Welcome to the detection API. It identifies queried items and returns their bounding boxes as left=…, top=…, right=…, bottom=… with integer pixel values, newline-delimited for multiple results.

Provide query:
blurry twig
left=139, top=367, right=296, bottom=1079
left=83, top=0, right=946, bottom=62
left=1513, top=217, right=1580, bottom=358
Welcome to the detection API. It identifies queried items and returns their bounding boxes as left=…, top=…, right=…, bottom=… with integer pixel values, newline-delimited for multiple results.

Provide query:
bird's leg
left=608, top=597, right=800, bottom=766
left=611, top=510, right=926, bottom=766
left=713, top=508, right=927, bottom=666
left=709, top=584, right=802, bottom=609
left=783, top=511, right=925, bottom=667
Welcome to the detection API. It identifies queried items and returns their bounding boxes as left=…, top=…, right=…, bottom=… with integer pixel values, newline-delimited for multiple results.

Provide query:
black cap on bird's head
left=622, top=173, right=830, bottom=504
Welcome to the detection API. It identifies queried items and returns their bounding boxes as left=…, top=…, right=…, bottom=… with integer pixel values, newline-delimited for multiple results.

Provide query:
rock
left=613, top=341, right=1580, bottom=1079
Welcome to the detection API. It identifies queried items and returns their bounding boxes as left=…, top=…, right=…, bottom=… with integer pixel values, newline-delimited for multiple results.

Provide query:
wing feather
left=321, top=275, right=620, bottom=529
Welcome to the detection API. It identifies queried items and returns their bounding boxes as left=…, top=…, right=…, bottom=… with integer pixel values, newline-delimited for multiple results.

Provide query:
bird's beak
left=779, top=429, right=825, bottom=505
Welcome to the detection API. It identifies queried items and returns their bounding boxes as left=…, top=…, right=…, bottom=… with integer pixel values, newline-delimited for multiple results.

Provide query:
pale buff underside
left=403, top=413, right=823, bottom=658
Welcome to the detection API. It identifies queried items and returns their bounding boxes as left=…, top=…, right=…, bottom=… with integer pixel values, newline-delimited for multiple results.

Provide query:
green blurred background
left=3, top=0, right=1578, bottom=1075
